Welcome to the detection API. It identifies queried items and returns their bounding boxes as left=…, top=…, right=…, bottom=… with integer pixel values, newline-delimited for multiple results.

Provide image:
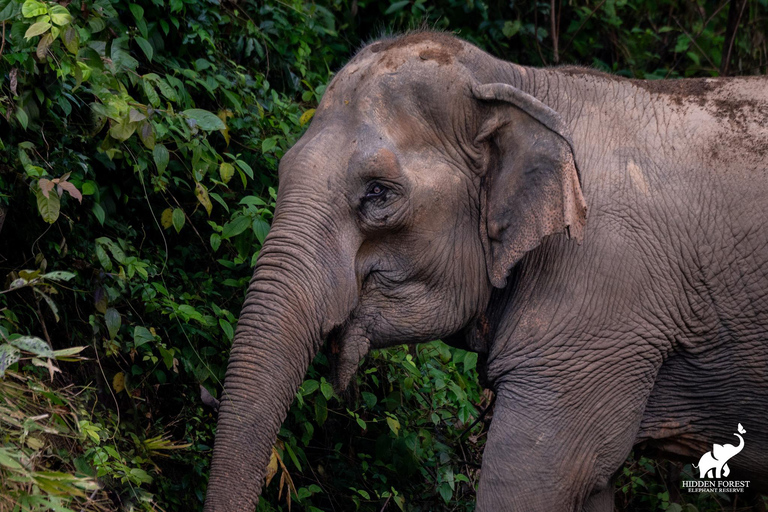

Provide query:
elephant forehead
left=367, top=32, right=466, bottom=69
left=319, top=36, right=473, bottom=121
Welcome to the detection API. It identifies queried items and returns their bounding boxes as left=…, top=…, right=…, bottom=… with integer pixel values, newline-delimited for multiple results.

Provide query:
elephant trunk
left=735, top=433, right=745, bottom=452
left=204, top=200, right=357, bottom=512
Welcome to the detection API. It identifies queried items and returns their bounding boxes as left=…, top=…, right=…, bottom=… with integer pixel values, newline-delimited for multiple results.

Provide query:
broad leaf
left=21, top=0, right=46, bottom=18
left=221, top=216, right=251, bottom=239
left=104, top=308, right=121, bottom=340
left=49, top=5, right=72, bottom=26
left=0, top=343, right=21, bottom=377
left=133, top=326, right=155, bottom=348
left=10, top=336, right=54, bottom=358
left=24, top=20, right=51, bottom=39
left=153, top=144, right=169, bottom=174
left=35, top=185, right=60, bottom=223
left=252, top=218, right=270, bottom=245
left=195, top=182, right=212, bottom=215
left=182, top=109, right=226, bottom=131
left=135, top=36, right=153, bottom=61
left=172, top=208, right=184, bottom=233
left=160, top=208, right=173, bottom=229
left=219, top=162, right=234, bottom=184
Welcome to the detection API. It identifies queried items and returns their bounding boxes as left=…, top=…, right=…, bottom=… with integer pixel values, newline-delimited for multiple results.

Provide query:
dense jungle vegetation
left=0, top=0, right=766, bottom=510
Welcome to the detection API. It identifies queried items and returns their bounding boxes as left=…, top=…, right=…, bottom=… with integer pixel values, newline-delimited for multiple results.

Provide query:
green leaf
left=111, top=36, right=138, bottom=71
left=135, top=36, right=153, bottom=61
left=21, top=0, right=46, bottom=18
left=138, top=120, right=155, bottom=149
left=129, top=3, right=144, bottom=21
left=109, top=118, right=136, bottom=141
left=252, top=218, right=270, bottom=244
left=104, top=308, right=121, bottom=340
left=320, top=380, right=333, bottom=400
left=129, top=109, right=146, bottom=122
left=52, top=346, right=86, bottom=359
left=153, top=144, right=169, bottom=173
left=11, top=336, right=54, bottom=358
left=386, top=416, right=400, bottom=436
left=62, top=24, right=79, bottom=54
left=49, top=5, right=72, bottom=26
left=92, top=203, right=105, bottom=225
left=0, top=343, right=21, bottom=377
left=463, top=352, right=478, bottom=373
left=133, top=326, right=154, bottom=348
left=195, top=182, right=212, bottom=216
left=94, top=243, right=110, bottom=270
left=302, top=380, right=319, bottom=395
left=15, top=108, right=28, bottom=130
left=261, top=137, right=277, bottom=153
left=502, top=19, right=521, bottom=38
left=182, top=109, right=226, bottom=131
left=0, top=448, right=23, bottom=469
left=154, top=77, right=178, bottom=101
left=88, top=16, right=106, bottom=33
left=0, top=0, right=20, bottom=21
left=235, top=159, right=253, bottom=179
left=210, top=232, right=221, bottom=251
left=219, top=162, right=234, bottom=184
left=172, top=208, right=184, bottom=233
left=299, top=108, right=315, bottom=126
left=218, top=319, right=233, bottom=341
left=41, top=271, right=76, bottom=281
left=35, top=184, right=60, bottom=223
left=361, top=391, right=377, bottom=408
left=384, top=0, right=410, bottom=14
left=221, top=216, right=251, bottom=239
left=314, top=394, right=327, bottom=425
left=438, top=482, right=452, bottom=503
left=24, top=20, right=51, bottom=39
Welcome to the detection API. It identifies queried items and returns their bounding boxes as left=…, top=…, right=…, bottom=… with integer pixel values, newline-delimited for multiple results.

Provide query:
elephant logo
left=693, top=423, right=746, bottom=479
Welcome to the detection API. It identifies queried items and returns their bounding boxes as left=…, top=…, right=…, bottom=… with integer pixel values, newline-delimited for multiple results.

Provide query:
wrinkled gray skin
left=204, top=32, right=768, bottom=511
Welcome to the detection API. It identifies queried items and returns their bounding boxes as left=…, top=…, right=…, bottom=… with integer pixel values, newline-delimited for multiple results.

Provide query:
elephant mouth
left=324, top=322, right=372, bottom=392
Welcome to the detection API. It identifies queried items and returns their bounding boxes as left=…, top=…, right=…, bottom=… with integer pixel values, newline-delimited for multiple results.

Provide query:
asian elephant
left=204, top=32, right=768, bottom=512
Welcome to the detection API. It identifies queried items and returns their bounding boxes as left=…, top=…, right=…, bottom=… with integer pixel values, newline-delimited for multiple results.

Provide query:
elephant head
left=203, top=32, right=587, bottom=512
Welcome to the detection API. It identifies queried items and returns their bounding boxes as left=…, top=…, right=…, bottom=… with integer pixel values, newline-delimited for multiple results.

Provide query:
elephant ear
left=472, top=82, right=588, bottom=288
left=711, top=443, right=727, bottom=461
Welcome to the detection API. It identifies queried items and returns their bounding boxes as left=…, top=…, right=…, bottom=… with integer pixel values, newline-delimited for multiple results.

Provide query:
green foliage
left=0, top=0, right=765, bottom=511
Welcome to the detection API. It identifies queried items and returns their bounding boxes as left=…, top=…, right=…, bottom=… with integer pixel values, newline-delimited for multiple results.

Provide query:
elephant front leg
left=476, top=377, right=651, bottom=512
left=583, top=485, right=614, bottom=512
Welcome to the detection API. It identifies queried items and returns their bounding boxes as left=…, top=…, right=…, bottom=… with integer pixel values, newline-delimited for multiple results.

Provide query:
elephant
left=204, top=31, right=768, bottom=512
left=693, top=423, right=746, bottom=479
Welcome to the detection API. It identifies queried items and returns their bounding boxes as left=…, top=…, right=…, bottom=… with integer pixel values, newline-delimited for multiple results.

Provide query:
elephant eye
left=364, top=182, right=388, bottom=200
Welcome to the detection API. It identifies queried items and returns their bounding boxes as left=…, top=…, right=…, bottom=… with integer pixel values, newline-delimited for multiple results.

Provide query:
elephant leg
left=583, top=484, right=614, bottom=512
left=722, top=463, right=730, bottom=478
left=476, top=383, right=647, bottom=512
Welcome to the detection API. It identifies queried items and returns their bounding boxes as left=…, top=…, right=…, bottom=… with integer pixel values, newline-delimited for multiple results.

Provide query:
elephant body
left=204, top=32, right=768, bottom=512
